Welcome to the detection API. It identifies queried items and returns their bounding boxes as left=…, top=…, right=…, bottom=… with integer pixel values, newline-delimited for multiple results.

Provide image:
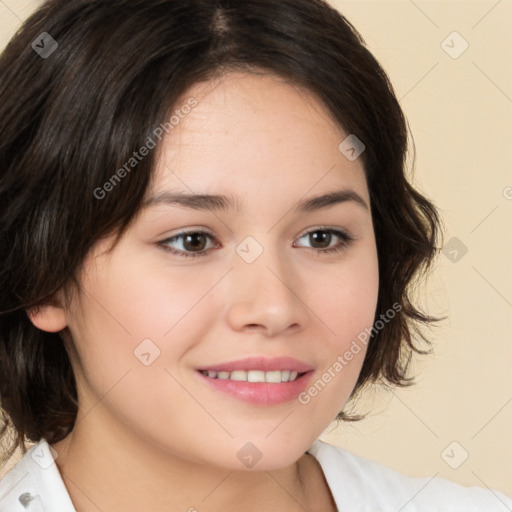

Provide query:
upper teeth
left=200, top=370, right=300, bottom=383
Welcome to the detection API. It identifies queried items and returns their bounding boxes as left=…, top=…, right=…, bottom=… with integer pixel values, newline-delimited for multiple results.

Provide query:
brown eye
left=308, top=230, right=332, bottom=249
left=159, top=230, right=217, bottom=258
left=294, top=228, right=354, bottom=254
left=182, top=233, right=208, bottom=251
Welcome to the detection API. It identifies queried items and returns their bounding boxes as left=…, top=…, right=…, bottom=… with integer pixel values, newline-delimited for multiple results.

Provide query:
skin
left=29, top=71, right=379, bottom=512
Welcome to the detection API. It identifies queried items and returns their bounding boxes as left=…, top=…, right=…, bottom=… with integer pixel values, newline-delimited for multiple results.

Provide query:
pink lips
left=196, top=356, right=315, bottom=406
left=197, top=356, right=314, bottom=373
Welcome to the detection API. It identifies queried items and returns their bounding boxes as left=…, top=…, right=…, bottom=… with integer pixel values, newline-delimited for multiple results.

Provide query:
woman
left=0, top=0, right=510, bottom=510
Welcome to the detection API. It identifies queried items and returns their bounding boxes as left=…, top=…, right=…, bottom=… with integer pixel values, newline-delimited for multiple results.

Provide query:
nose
left=223, top=240, right=307, bottom=337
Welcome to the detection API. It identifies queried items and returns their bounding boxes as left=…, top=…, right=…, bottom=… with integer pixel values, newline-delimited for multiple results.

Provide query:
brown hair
left=0, top=0, right=441, bottom=463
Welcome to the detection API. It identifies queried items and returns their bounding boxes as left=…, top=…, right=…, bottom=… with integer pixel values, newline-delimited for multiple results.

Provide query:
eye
left=158, top=230, right=217, bottom=258
left=293, top=228, right=354, bottom=254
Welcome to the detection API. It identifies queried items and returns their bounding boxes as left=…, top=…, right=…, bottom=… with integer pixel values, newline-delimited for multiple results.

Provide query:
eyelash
left=157, top=227, right=354, bottom=259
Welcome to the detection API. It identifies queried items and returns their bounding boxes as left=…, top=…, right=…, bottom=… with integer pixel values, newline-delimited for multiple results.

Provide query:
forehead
left=150, top=71, right=369, bottom=204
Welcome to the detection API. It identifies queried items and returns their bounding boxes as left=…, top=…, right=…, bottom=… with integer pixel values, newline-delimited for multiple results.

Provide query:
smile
left=198, top=369, right=303, bottom=383
left=196, top=368, right=314, bottom=406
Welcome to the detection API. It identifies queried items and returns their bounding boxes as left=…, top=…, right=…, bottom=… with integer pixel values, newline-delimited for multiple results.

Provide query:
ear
left=26, top=295, right=68, bottom=333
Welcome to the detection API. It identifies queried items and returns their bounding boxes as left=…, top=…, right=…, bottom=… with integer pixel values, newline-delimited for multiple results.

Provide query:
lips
left=197, top=356, right=314, bottom=373
left=195, top=356, right=315, bottom=405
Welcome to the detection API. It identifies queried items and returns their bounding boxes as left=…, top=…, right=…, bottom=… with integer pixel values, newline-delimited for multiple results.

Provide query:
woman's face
left=57, top=72, right=379, bottom=470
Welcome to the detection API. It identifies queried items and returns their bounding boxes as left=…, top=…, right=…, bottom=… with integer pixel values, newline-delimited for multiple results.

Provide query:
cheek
left=297, top=241, right=378, bottom=416
left=63, top=264, right=221, bottom=446
left=314, top=240, right=379, bottom=348
left=73, top=252, right=217, bottom=347
left=64, top=252, right=227, bottom=399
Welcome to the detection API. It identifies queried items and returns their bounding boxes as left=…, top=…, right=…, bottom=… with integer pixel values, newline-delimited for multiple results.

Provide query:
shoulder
left=0, top=439, right=76, bottom=512
left=307, top=439, right=512, bottom=512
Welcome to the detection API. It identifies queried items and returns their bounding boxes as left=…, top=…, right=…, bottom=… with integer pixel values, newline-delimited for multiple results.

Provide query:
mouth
left=198, top=369, right=307, bottom=383
left=195, top=357, right=314, bottom=405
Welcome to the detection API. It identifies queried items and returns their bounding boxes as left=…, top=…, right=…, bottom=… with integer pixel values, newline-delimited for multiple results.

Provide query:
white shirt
left=0, top=438, right=511, bottom=511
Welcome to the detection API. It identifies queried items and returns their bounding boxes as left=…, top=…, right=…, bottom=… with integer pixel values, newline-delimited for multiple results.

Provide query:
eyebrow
left=142, top=188, right=369, bottom=213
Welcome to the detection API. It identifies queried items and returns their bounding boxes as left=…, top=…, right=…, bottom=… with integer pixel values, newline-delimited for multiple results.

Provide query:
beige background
left=1, top=0, right=511, bottom=497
